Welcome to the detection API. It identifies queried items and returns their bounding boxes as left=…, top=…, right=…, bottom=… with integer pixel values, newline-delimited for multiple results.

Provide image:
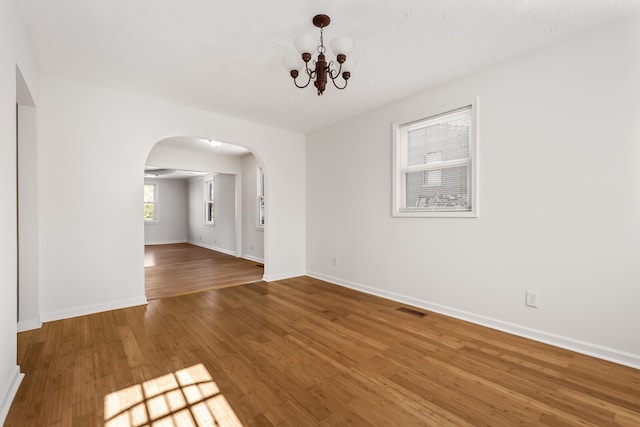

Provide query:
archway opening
left=142, top=136, right=266, bottom=300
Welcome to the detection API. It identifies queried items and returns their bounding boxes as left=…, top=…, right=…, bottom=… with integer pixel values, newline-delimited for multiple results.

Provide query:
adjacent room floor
left=144, top=243, right=264, bottom=300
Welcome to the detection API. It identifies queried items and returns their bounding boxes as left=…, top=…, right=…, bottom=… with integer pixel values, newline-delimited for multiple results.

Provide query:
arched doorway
left=142, top=136, right=266, bottom=299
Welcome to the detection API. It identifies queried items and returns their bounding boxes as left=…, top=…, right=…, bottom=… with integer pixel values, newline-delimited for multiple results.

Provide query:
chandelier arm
left=293, top=73, right=313, bottom=89
left=328, top=61, right=343, bottom=80
left=306, top=60, right=317, bottom=77
left=330, top=75, right=348, bottom=90
left=291, top=58, right=317, bottom=89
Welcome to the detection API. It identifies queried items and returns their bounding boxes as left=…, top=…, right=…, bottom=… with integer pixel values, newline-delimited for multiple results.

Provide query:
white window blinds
left=394, top=103, right=476, bottom=216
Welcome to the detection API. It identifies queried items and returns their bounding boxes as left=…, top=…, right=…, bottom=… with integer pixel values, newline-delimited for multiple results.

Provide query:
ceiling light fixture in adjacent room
left=208, top=139, right=223, bottom=148
left=144, top=168, right=175, bottom=177
left=283, top=14, right=355, bottom=96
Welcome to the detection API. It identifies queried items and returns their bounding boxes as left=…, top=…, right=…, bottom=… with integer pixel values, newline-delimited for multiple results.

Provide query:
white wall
left=37, top=73, right=305, bottom=323
left=188, top=174, right=236, bottom=254
left=144, top=178, right=188, bottom=244
left=0, top=0, right=38, bottom=423
left=241, top=154, right=265, bottom=263
left=306, top=15, right=640, bottom=368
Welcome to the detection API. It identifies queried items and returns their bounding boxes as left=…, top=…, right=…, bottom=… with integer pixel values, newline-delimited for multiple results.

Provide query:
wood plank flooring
left=145, top=243, right=264, bottom=300
left=7, top=276, right=640, bottom=426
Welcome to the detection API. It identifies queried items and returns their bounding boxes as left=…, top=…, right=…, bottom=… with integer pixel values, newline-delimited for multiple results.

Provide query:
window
left=257, top=167, right=265, bottom=228
left=393, top=99, right=477, bottom=217
left=423, top=151, right=442, bottom=187
left=205, top=179, right=215, bottom=225
left=144, top=184, right=157, bottom=222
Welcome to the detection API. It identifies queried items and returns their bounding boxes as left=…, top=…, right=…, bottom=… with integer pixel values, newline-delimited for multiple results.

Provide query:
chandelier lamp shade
left=283, top=14, right=355, bottom=96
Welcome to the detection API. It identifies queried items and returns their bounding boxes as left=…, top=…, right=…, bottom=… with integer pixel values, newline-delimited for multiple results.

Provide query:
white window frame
left=205, top=178, right=215, bottom=226
left=144, top=183, right=158, bottom=222
left=257, top=166, right=265, bottom=229
left=392, top=97, right=479, bottom=218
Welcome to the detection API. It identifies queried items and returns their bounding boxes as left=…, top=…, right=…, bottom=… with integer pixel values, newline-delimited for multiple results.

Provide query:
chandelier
left=283, top=14, right=355, bottom=96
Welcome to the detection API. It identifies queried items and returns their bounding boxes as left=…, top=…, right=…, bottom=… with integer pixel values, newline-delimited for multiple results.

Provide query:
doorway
left=16, top=66, right=40, bottom=332
left=143, top=137, right=265, bottom=299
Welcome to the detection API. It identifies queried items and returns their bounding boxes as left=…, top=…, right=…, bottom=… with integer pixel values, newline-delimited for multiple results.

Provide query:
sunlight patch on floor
left=144, top=252, right=157, bottom=267
left=104, top=363, right=243, bottom=427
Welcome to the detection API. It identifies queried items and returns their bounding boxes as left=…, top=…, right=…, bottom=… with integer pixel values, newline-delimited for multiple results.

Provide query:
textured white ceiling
left=17, top=0, right=640, bottom=133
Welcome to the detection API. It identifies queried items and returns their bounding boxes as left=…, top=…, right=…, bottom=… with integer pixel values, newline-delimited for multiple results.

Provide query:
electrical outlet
left=332, top=256, right=338, bottom=266
left=250, top=245, right=253, bottom=252
left=525, top=290, right=539, bottom=308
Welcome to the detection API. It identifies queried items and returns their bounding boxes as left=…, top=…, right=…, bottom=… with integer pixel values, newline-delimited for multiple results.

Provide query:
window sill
left=393, top=209, right=477, bottom=218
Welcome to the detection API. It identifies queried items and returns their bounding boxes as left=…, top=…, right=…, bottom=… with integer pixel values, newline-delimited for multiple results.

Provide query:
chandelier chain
left=318, top=26, right=326, bottom=55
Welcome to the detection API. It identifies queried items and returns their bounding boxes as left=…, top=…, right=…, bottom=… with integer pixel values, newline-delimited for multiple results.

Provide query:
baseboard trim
left=263, top=271, right=306, bottom=282
left=242, top=254, right=264, bottom=264
left=306, top=271, right=640, bottom=370
left=144, top=240, right=187, bottom=245
left=41, top=296, right=148, bottom=323
left=17, top=318, right=42, bottom=332
left=0, top=366, right=24, bottom=426
left=187, top=241, right=236, bottom=256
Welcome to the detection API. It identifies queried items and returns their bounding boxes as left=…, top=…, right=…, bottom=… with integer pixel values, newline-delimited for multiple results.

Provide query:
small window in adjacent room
left=144, top=184, right=157, bottom=222
left=392, top=99, right=478, bottom=218
left=205, top=179, right=215, bottom=225
left=257, top=166, right=265, bottom=228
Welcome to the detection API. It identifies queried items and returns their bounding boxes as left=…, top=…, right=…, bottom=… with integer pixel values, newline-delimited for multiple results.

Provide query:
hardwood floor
left=145, top=243, right=264, bottom=300
left=7, top=276, right=640, bottom=426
